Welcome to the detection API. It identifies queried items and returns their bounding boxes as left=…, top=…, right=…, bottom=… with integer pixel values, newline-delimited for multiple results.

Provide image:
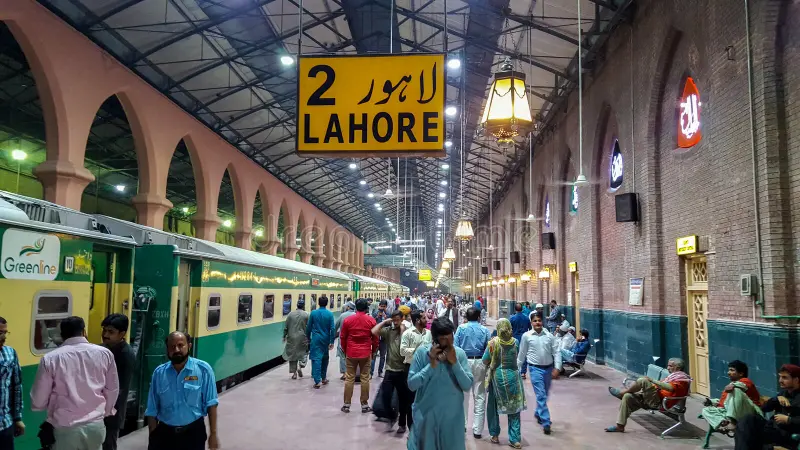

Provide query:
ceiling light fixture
left=11, top=150, right=26, bottom=161
left=367, top=193, right=375, bottom=198
left=440, top=180, right=447, bottom=186
left=349, top=163, right=357, bottom=169
left=445, top=106, right=457, bottom=116
left=447, top=58, right=461, bottom=70
left=444, top=140, right=453, bottom=148
left=115, top=185, right=125, bottom=192
left=439, top=192, right=446, bottom=198
left=182, top=207, right=189, bottom=213
left=222, top=219, right=233, bottom=228
left=478, top=57, right=533, bottom=146
left=441, top=164, right=449, bottom=170
left=280, top=55, right=295, bottom=66
left=359, top=180, right=367, bottom=185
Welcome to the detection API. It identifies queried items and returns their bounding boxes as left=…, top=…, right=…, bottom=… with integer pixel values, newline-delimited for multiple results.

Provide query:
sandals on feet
left=291, top=373, right=297, bottom=380
left=313, top=384, right=321, bottom=389
left=605, top=425, right=624, bottom=433
left=341, top=405, right=350, bottom=413
left=608, top=387, right=623, bottom=400
left=322, top=379, right=329, bottom=385
left=490, top=436, right=500, bottom=444
left=361, top=405, right=372, bottom=414
left=509, top=443, right=522, bottom=449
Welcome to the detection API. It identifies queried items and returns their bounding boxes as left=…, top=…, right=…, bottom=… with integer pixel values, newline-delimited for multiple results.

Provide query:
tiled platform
left=119, top=338, right=732, bottom=449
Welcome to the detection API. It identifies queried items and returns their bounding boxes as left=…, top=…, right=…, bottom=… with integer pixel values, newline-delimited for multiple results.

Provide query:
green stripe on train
left=201, top=260, right=350, bottom=291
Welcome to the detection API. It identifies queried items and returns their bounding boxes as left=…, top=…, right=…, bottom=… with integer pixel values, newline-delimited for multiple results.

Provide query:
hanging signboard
left=297, top=54, right=446, bottom=157
left=418, top=269, right=432, bottom=281
left=629, top=277, right=644, bottom=306
left=568, top=261, right=578, bottom=273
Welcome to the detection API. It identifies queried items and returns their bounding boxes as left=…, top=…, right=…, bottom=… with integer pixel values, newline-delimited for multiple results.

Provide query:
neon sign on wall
left=678, top=77, right=702, bottom=148
left=544, top=195, right=551, bottom=227
left=570, top=185, right=578, bottom=214
left=610, top=140, right=623, bottom=191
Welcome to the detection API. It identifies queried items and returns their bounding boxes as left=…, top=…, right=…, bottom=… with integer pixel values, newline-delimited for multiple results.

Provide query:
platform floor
left=120, top=345, right=733, bottom=449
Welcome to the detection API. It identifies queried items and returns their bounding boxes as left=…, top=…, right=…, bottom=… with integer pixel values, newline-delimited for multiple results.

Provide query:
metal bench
left=563, top=341, right=598, bottom=379
left=621, top=364, right=691, bottom=438
left=701, top=394, right=800, bottom=449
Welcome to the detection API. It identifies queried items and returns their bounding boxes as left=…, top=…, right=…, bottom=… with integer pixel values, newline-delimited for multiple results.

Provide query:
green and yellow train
left=0, top=191, right=407, bottom=450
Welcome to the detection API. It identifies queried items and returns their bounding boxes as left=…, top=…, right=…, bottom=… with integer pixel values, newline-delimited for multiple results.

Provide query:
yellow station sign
left=569, top=261, right=578, bottom=273
left=297, top=54, right=446, bottom=157
left=418, top=269, right=432, bottom=281
left=676, top=235, right=698, bottom=255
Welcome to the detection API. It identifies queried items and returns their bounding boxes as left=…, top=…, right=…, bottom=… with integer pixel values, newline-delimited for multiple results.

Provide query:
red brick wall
left=485, top=0, right=798, bottom=324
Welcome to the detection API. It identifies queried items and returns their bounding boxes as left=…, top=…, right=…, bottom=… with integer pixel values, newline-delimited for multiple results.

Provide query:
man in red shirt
left=700, top=360, right=761, bottom=433
left=605, top=357, right=691, bottom=433
left=340, top=299, right=379, bottom=414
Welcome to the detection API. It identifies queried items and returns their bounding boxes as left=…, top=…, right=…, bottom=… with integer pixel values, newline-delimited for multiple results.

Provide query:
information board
left=297, top=54, right=446, bottom=157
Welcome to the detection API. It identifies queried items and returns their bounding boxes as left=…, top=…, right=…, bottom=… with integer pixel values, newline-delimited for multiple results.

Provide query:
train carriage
left=0, top=192, right=357, bottom=449
left=0, top=195, right=137, bottom=450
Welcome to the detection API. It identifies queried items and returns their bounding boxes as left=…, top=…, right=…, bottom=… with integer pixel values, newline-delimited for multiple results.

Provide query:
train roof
left=0, top=193, right=137, bottom=247
left=0, top=191, right=349, bottom=281
left=176, top=239, right=351, bottom=281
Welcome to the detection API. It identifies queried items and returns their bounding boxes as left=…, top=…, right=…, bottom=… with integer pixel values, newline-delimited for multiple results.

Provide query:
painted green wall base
left=707, top=320, right=800, bottom=397
left=576, top=308, right=800, bottom=398
left=578, top=309, right=688, bottom=380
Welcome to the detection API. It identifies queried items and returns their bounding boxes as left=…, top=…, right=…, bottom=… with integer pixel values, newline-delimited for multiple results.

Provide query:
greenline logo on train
left=1, top=229, right=60, bottom=280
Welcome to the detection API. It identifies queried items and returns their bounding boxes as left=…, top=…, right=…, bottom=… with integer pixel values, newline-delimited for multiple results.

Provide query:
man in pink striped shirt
left=30, top=316, right=119, bottom=450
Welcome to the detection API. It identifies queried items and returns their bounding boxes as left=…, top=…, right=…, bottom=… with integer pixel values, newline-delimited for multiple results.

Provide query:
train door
left=176, top=260, right=192, bottom=334
left=88, top=251, right=116, bottom=344
left=686, top=255, right=710, bottom=397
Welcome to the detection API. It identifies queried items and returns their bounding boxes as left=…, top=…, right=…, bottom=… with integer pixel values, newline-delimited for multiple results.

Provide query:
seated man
left=604, top=357, right=691, bottom=433
left=734, top=364, right=800, bottom=450
left=558, top=325, right=576, bottom=353
left=700, top=360, right=762, bottom=433
left=560, top=329, right=589, bottom=364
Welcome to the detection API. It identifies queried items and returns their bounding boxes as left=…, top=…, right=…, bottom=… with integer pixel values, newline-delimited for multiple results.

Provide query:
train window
left=310, top=294, right=317, bottom=310
left=32, top=292, right=72, bottom=354
left=337, top=294, right=342, bottom=309
left=298, top=294, right=306, bottom=310
left=237, top=294, right=253, bottom=325
left=207, top=295, right=221, bottom=330
left=282, top=294, right=292, bottom=316
left=263, top=294, right=275, bottom=321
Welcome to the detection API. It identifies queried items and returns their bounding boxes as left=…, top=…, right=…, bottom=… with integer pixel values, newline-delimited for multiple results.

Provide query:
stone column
left=299, top=250, right=313, bottom=264
left=193, top=215, right=220, bottom=241
left=234, top=227, right=252, bottom=249
left=131, top=193, right=173, bottom=229
left=283, top=246, right=299, bottom=261
left=34, top=160, right=94, bottom=211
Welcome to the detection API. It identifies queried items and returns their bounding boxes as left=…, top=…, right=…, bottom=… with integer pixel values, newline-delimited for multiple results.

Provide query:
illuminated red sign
left=678, top=77, right=702, bottom=148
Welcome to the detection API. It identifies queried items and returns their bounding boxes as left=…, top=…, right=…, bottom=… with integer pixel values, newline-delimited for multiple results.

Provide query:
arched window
left=544, top=194, right=551, bottom=228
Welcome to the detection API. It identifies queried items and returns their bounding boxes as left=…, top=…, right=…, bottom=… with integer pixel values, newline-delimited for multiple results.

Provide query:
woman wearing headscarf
left=482, top=318, right=527, bottom=448
left=425, top=309, right=435, bottom=330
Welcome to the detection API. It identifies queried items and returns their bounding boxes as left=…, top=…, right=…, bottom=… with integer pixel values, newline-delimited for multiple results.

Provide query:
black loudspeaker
left=493, top=261, right=501, bottom=271
left=615, top=193, right=639, bottom=222
left=481, top=266, right=489, bottom=275
left=541, top=233, right=556, bottom=250
left=510, top=251, right=520, bottom=264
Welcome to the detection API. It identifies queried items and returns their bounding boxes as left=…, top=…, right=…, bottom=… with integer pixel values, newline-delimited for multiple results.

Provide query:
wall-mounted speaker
left=510, top=251, right=521, bottom=264
left=493, top=261, right=501, bottom=271
left=615, top=193, right=639, bottom=222
left=481, top=266, right=489, bottom=275
left=541, top=233, right=556, bottom=250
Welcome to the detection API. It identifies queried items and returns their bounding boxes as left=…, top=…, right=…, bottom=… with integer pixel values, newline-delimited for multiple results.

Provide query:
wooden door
left=686, top=256, right=710, bottom=396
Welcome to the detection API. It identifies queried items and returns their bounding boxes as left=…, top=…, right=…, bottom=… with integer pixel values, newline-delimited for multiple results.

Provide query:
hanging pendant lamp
left=478, top=57, right=533, bottom=146
left=443, top=247, right=456, bottom=261
left=442, top=260, right=451, bottom=270
left=455, top=219, right=474, bottom=241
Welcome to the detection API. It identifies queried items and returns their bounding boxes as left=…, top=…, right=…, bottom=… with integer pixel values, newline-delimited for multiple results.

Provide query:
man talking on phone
left=407, top=317, right=473, bottom=450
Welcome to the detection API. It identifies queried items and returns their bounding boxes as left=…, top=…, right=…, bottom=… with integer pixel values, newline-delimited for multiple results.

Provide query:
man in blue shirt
left=509, top=303, right=532, bottom=379
left=518, top=313, right=561, bottom=435
left=145, top=331, right=219, bottom=450
left=0, top=317, right=23, bottom=450
left=306, top=296, right=336, bottom=388
left=546, top=300, right=561, bottom=332
left=454, top=307, right=492, bottom=438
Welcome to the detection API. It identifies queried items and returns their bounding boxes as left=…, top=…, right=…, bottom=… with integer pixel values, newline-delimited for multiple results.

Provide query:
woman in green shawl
left=482, top=318, right=526, bottom=448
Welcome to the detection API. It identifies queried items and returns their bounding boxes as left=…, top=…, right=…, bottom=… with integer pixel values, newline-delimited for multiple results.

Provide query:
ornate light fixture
left=455, top=219, right=474, bottom=241
left=520, top=271, right=532, bottom=282
left=443, top=247, right=456, bottom=261
left=478, top=57, right=533, bottom=145
left=441, top=260, right=451, bottom=270
left=539, top=268, right=550, bottom=279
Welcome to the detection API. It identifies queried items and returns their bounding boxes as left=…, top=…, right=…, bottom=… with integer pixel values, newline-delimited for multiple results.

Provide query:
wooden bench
left=621, top=364, right=691, bottom=438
